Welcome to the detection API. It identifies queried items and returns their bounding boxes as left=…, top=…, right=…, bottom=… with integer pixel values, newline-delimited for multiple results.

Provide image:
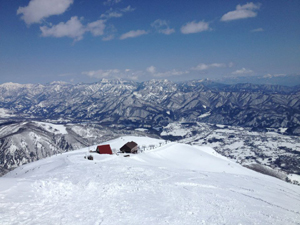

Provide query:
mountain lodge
left=96, top=144, right=113, bottom=154
left=120, top=141, right=138, bottom=154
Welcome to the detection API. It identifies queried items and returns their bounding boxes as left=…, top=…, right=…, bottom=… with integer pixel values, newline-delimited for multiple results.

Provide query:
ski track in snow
left=0, top=136, right=300, bottom=225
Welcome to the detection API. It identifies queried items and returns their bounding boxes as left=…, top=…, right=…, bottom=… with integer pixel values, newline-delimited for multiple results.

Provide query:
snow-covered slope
left=162, top=121, right=300, bottom=184
left=0, top=136, right=299, bottom=225
left=0, top=121, right=147, bottom=175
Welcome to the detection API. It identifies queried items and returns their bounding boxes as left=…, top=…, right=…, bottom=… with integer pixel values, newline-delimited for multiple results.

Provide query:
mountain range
left=0, top=79, right=299, bottom=134
left=1, top=79, right=300, bottom=181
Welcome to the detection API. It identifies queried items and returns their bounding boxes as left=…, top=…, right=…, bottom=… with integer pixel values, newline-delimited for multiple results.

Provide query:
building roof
left=97, top=144, right=112, bottom=154
left=120, top=141, right=138, bottom=153
left=124, top=141, right=137, bottom=149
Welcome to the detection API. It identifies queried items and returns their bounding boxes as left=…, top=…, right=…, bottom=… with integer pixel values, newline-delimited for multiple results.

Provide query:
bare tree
left=141, top=145, right=146, bottom=152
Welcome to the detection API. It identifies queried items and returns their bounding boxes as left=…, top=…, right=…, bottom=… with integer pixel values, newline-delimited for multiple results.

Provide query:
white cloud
left=102, top=24, right=117, bottom=41
left=17, top=0, right=73, bottom=25
left=181, top=21, right=210, bottom=34
left=103, top=0, right=122, bottom=6
left=160, top=28, right=175, bottom=35
left=120, top=30, right=148, bottom=40
left=82, top=68, right=143, bottom=80
left=87, top=20, right=106, bottom=36
left=102, top=34, right=115, bottom=41
left=146, top=66, right=156, bottom=74
left=153, top=69, right=189, bottom=78
left=221, top=2, right=261, bottom=22
left=192, top=63, right=226, bottom=71
left=251, top=28, right=264, bottom=32
left=237, top=2, right=261, bottom=10
left=151, top=19, right=168, bottom=29
left=263, top=73, right=287, bottom=78
left=232, top=68, right=254, bottom=75
left=121, top=5, right=135, bottom=13
left=40, top=16, right=86, bottom=41
left=151, top=19, right=175, bottom=35
left=210, top=63, right=226, bottom=68
left=101, top=6, right=135, bottom=19
left=82, top=69, right=120, bottom=78
left=40, top=17, right=107, bottom=41
left=102, top=12, right=123, bottom=19
left=83, top=67, right=190, bottom=80
left=193, top=64, right=209, bottom=71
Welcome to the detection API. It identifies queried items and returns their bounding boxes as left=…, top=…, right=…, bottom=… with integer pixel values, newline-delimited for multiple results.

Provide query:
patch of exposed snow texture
left=34, top=121, right=68, bottom=134
left=198, top=111, right=211, bottom=118
left=161, top=122, right=192, bottom=137
left=279, top=128, right=288, bottom=133
left=135, top=128, right=148, bottom=132
left=0, top=108, right=14, bottom=118
left=0, top=136, right=299, bottom=225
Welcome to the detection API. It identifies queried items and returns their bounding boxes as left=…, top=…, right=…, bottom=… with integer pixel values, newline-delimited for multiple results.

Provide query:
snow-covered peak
left=0, top=82, right=33, bottom=89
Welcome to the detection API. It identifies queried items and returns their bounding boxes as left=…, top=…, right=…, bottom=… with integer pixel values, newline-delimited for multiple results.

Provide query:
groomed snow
left=0, top=136, right=299, bottom=225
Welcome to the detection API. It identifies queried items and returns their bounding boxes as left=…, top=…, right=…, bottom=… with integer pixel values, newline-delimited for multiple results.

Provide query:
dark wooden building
left=120, top=141, right=138, bottom=154
left=96, top=144, right=113, bottom=154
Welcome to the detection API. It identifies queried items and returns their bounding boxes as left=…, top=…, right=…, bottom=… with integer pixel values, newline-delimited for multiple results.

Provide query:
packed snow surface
left=0, top=136, right=299, bottom=225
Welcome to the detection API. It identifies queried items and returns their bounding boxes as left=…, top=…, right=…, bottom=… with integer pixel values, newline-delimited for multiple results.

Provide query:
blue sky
left=0, top=0, right=299, bottom=85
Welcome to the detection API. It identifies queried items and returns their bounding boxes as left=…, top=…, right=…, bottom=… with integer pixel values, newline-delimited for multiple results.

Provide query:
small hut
left=120, top=141, right=138, bottom=154
left=96, top=144, right=113, bottom=154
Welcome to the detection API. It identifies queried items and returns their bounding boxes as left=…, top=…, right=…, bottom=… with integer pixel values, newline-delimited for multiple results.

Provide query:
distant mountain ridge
left=0, top=79, right=299, bottom=134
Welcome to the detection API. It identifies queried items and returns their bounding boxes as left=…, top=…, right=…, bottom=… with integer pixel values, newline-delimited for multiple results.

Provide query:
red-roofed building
left=96, top=144, right=113, bottom=154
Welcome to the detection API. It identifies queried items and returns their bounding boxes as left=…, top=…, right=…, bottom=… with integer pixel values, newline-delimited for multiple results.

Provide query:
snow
left=0, top=136, right=299, bottom=225
left=161, top=122, right=192, bottom=137
left=198, top=111, right=211, bottom=118
left=288, top=174, right=300, bottom=184
left=133, top=92, right=142, bottom=98
left=34, top=121, right=68, bottom=134
left=135, top=128, right=148, bottom=132
left=0, top=108, right=14, bottom=118
left=279, top=128, right=288, bottom=133
left=225, top=141, right=244, bottom=149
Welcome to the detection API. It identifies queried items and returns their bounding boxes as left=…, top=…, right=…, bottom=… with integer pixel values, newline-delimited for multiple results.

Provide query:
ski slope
left=0, top=136, right=299, bottom=225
